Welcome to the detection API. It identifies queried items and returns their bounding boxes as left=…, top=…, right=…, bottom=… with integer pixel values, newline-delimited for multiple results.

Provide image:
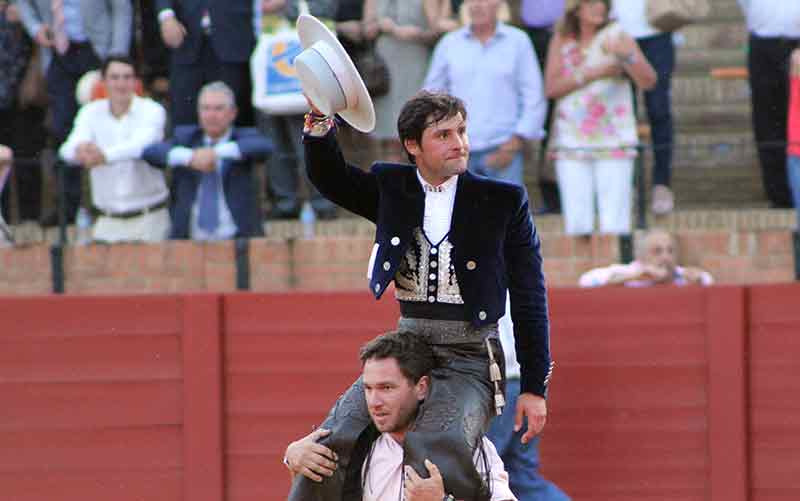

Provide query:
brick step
left=667, top=103, right=751, bottom=131
left=675, top=48, right=745, bottom=74
left=669, top=163, right=767, bottom=208
left=677, top=18, right=746, bottom=51
left=670, top=74, right=750, bottom=106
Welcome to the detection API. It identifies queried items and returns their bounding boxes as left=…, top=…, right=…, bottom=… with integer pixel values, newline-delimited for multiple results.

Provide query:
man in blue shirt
left=423, top=0, right=547, bottom=187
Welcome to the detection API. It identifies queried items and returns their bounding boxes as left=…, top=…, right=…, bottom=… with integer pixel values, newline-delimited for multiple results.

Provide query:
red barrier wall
left=1, top=286, right=799, bottom=501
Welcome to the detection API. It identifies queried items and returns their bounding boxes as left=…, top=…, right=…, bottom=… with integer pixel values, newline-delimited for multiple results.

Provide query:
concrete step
left=670, top=163, right=767, bottom=209
left=667, top=103, right=751, bottom=131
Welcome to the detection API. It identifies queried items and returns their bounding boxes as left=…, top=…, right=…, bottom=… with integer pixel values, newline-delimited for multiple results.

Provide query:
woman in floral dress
left=545, top=0, right=655, bottom=235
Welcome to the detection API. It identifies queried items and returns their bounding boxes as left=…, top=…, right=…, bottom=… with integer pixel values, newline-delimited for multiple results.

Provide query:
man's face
left=198, top=91, right=237, bottom=139
left=404, top=112, right=469, bottom=185
left=103, top=61, right=136, bottom=105
left=363, top=357, right=428, bottom=438
left=642, top=232, right=677, bottom=273
left=467, top=0, right=501, bottom=29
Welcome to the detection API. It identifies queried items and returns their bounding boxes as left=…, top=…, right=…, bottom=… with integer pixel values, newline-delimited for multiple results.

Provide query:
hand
left=284, top=428, right=338, bottom=482
left=5, top=4, right=20, bottom=23
left=586, top=61, right=624, bottom=81
left=681, top=266, right=707, bottom=284
left=604, top=32, right=637, bottom=59
left=485, top=137, right=522, bottom=169
left=160, top=15, right=186, bottom=49
left=261, top=0, right=286, bottom=14
left=34, top=25, right=53, bottom=47
left=76, top=143, right=106, bottom=168
left=515, top=393, right=547, bottom=444
left=189, top=147, right=217, bottom=172
left=404, top=459, right=445, bottom=501
left=362, top=19, right=380, bottom=40
left=393, top=24, right=423, bottom=42
left=638, top=263, right=669, bottom=283
left=436, top=17, right=460, bottom=33
left=0, top=145, right=12, bottom=165
left=378, top=17, right=396, bottom=35
left=792, top=49, right=800, bottom=76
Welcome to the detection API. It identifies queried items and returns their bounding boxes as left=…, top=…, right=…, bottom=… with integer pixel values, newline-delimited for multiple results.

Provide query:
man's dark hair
left=396, top=91, right=467, bottom=164
left=359, top=330, right=436, bottom=384
left=101, top=55, right=138, bottom=78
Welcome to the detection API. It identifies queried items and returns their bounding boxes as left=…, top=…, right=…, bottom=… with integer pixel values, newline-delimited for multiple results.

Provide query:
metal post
left=235, top=238, right=250, bottom=291
left=793, top=230, right=800, bottom=281
left=636, top=143, right=647, bottom=230
left=50, top=245, right=64, bottom=294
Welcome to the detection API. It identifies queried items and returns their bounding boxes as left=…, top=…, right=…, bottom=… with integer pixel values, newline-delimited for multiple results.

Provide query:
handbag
left=645, top=0, right=710, bottom=32
left=250, top=16, right=308, bottom=115
left=352, top=41, right=391, bottom=99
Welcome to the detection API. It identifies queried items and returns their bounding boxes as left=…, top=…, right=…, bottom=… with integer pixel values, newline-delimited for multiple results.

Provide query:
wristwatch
left=443, top=495, right=456, bottom=501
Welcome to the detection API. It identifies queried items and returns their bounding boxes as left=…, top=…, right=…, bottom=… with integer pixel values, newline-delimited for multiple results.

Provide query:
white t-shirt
left=611, top=0, right=661, bottom=39
left=362, top=433, right=517, bottom=501
left=737, top=0, right=800, bottom=38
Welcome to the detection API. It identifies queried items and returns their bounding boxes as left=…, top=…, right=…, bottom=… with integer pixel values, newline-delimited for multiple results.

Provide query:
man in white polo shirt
left=60, top=55, right=169, bottom=243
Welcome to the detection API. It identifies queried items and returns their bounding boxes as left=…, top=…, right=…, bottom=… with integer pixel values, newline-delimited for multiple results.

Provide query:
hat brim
left=297, top=14, right=376, bottom=133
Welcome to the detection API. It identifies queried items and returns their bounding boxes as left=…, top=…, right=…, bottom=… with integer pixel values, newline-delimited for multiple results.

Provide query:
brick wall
left=0, top=230, right=795, bottom=295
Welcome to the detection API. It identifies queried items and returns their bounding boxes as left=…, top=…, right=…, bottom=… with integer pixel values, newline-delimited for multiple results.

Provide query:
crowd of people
left=0, top=0, right=798, bottom=243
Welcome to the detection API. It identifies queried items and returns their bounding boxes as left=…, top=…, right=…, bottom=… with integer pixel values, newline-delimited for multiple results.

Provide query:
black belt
left=398, top=317, right=498, bottom=345
left=92, top=199, right=168, bottom=220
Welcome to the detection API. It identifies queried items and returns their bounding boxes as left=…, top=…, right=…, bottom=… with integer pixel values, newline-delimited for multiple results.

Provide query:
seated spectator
left=788, top=48, right=800, bottom=227
left=59, top=56, right=169, bottom=243
left=579, top=229, right=713, bottom=287
left=545, top=0, right=655, bottom=236
left=143, top=81, right=272, bottom=240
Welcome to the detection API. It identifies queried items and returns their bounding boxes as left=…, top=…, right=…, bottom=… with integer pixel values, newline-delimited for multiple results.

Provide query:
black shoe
left=315, top=207, right=338, bottom=220
left=265, top=207, right=300, bottom=220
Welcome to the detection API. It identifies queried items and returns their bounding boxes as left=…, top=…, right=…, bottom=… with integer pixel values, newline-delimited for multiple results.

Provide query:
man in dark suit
left=143, top=81, right=272, bottom=240
left=290, top=91, right=552, bottom=501
left=156, top=0, right=256, bottom=126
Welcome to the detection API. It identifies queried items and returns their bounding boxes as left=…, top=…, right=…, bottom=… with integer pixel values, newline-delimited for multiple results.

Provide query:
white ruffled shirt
left=362, top=433, right=517, bottom=501
left=416, top=171, right=458, bottom=244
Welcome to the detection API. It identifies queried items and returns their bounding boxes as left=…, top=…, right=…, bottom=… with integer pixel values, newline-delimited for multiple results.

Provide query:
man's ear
left=404, top=139, right=421, bottom=158
left=415, top=375, right=430, bottom=401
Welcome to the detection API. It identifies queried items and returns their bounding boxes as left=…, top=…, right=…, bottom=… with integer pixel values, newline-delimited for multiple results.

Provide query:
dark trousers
left=46, top=42, right=102, bottom=221
left=257, top=112, right=335, bottom=215
left=524, top=25, right=561, bottom=213
left=748, top=33, right=799, bottom=208
left=0, top=106, right=45, bottom=222
left=288, top=323, right=502, bottom=501
left=169, top=36, right=253, bottom=127
left=636, top=32, right=675, bottom=188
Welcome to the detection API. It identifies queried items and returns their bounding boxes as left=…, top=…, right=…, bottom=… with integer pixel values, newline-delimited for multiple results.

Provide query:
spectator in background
left=0, top=145, right=10, bottom=165
left=545, top=0, right=655, bottom=236
left=257, top=0, right=339, bottom=221
left=59, top=56, right=169, bottom=243
left=0, top=0, right=42, bottom=225
left=133, top=0, right=170, bottom=99
left=363, top=0, right=443, bottom=162
left=156, top=0, right=256, bottom=127
left=143, top=81, right=272, bottom=240
left=519, top=0, right=566, bottom=213
left=611, top=0, right=676, bottom=215
left=0, top=144, right=12, bottom=244
left=579, top=228, right=713, bottom=287
left=488, top=294, right=570, bottom=501
left=16, top=0, right=132, bottom=225
left=738, top=0, right=800, bottom=209
left=424, top=0, right=547, bottom=186
left=788, top=49, right=800, bottom=227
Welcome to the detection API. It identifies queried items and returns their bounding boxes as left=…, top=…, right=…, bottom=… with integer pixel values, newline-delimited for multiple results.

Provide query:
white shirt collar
left=205, top=128, right=233, bottom=146
left=415, top=170, right=459, bottom=193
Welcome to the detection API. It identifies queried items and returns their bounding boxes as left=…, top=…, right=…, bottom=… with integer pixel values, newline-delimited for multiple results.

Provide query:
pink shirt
left=579, top=261, right=714, bottom=288
left=361, top=434, right=517, bottom=501
left=789, top=76, right=800, bottom=157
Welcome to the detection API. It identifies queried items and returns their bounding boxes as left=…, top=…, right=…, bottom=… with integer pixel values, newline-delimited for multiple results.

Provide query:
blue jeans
left=468, top=146, right=525, bottom=186
left=788, top=155, right=800, bottom=226
left=636, top=33, right=675, bottom=188
left=486, top=379, right=570, bottom=501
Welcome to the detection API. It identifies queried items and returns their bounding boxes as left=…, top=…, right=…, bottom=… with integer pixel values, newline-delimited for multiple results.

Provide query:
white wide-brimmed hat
left=295, top=14, right=376, bottom=133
